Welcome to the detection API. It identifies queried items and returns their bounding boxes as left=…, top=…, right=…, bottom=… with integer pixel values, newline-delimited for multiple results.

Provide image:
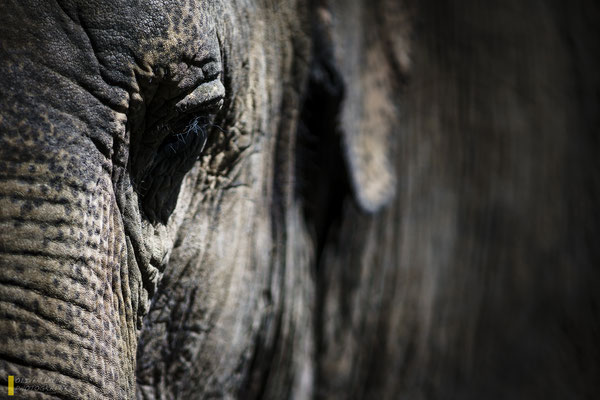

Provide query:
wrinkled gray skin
left=0, top=0, right=599, bottom=399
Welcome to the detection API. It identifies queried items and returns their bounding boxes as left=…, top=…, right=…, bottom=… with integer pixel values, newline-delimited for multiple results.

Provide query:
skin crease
left=0, top=1, right=599, bottom=400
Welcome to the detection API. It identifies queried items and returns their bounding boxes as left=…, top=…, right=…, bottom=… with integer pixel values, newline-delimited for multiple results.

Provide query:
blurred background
left=313, top=1, right=600, bottom=399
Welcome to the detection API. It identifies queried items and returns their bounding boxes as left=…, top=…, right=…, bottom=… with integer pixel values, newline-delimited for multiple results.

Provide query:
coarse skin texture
left=0, top=0, right=599, bottom=399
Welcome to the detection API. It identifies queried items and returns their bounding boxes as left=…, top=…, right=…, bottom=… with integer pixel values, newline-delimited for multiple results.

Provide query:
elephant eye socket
left=129, top=74, right=225, bottom=224
left=138, top=114, right=212, bottom=222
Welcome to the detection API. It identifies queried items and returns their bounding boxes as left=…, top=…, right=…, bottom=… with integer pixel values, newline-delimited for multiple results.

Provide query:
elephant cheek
left=0, top=155, right=137, bottom=398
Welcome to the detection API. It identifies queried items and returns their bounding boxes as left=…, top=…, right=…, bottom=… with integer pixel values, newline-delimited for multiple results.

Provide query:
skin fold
left=0, top=0, right=598, bottom=399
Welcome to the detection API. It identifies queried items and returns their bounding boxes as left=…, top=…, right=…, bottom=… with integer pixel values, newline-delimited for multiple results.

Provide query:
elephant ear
left=320, top=0, right=411, bottom=212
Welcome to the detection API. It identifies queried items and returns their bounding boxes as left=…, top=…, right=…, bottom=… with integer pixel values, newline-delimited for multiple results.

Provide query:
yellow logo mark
left=8, top=375, right=14, bottom=396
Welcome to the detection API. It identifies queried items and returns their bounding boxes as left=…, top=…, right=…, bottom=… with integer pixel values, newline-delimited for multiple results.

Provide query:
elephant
left=1, top=0, right=599, bottom=398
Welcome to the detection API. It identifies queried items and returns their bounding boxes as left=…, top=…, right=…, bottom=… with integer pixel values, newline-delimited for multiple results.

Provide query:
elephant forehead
left=64, top=0, right=218, bottom=70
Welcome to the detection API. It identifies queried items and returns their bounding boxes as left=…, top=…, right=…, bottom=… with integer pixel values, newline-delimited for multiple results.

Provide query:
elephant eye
left=138, top=114, right=214, bottom=223
left=128, top=67, right=226, bottom=224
